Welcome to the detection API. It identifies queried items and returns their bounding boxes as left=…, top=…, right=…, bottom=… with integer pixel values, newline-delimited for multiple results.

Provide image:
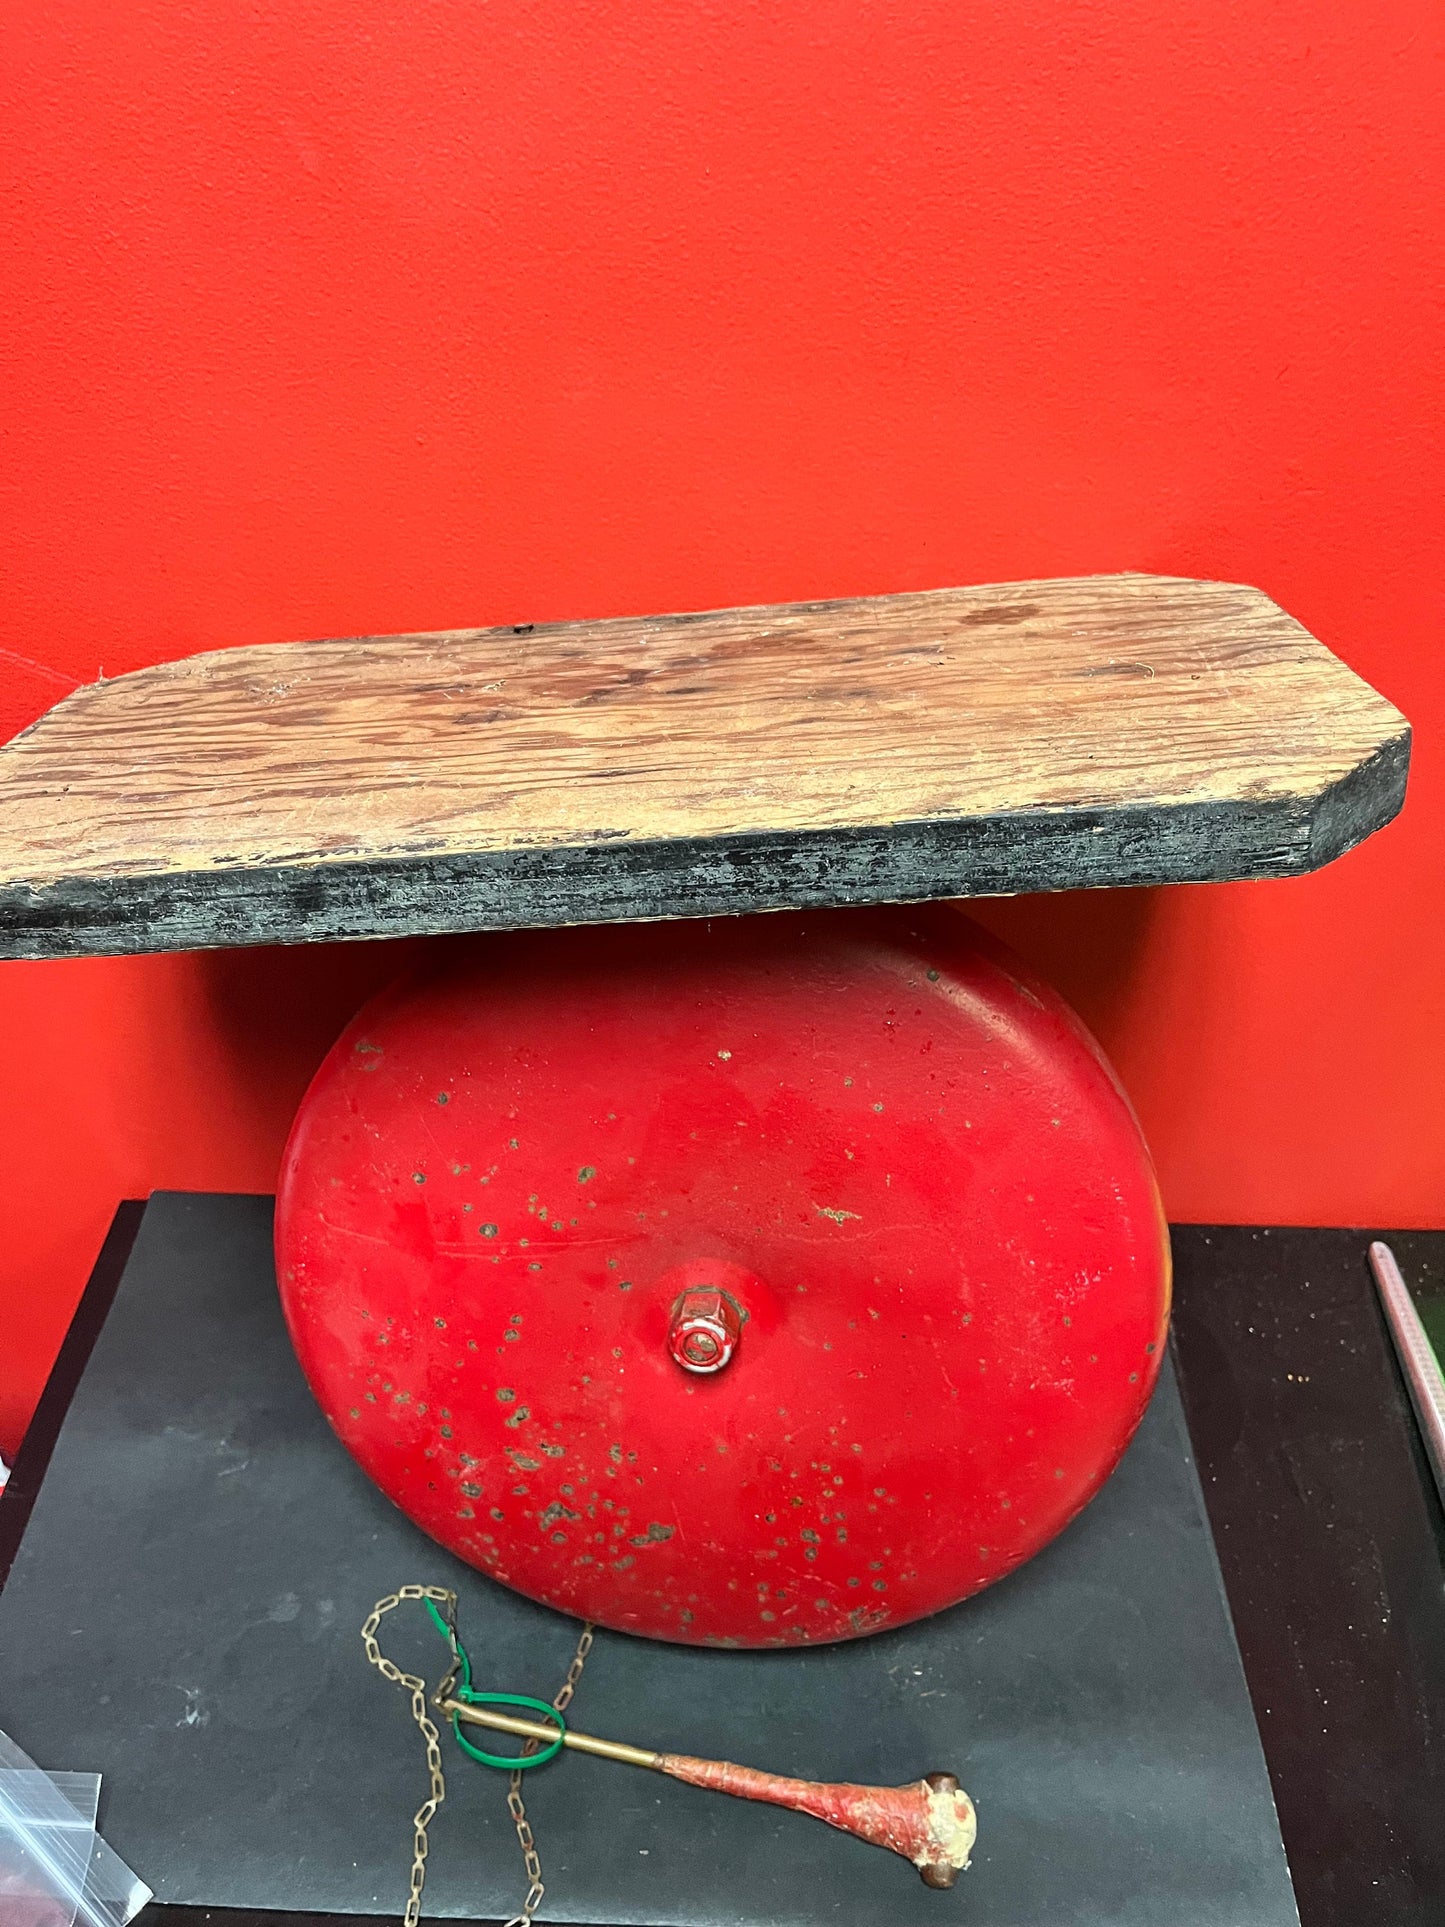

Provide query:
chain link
left=361, top=1586, right=456, bottom=1927
left=501, top=1622, right=594, bottom=1927
left=362, top=1586, right=593, bottom=1927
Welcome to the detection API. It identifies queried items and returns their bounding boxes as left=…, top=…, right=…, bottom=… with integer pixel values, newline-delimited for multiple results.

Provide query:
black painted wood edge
left=0, top=1199, right=146, bottom=1588
left=1305, top=731, right=1410, bottom=867
left=0, top=733, right=1409, bottom=958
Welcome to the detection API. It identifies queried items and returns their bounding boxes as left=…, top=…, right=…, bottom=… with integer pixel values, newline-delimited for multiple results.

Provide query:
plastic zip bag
left=0, top=1771, right=98, bottom=1927
left=0, top=1729, right=151, bottom=1927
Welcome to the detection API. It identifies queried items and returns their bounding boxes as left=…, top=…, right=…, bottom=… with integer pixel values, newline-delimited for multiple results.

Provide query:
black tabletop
left=2, top=1210, right=1443, bottom=1927
left=1169, top=1226, right=1445, bottom=1927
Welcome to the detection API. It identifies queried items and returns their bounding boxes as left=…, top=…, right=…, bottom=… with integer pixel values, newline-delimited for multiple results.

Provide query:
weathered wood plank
left=0, top=575, right=1409, bottom=958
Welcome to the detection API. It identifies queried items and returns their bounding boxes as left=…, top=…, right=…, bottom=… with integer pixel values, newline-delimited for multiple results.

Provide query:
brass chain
left=362, top=1586, right=594, bottom=1927
left=361, top=1586, right=455, bottom=1927
left=503, top=1621, right=594, bottom=1927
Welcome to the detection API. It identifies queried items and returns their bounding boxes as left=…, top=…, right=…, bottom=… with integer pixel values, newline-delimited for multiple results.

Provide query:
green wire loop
left=450, top=1691, right=567, bottom=1769
left=424, top=1596, right=471, bottom=1689
left=422, top=1594, right=566, bottom=1770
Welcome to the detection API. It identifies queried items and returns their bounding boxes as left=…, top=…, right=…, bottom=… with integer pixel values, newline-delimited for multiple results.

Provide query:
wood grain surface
left=0, top=574, right=1409, bottom=957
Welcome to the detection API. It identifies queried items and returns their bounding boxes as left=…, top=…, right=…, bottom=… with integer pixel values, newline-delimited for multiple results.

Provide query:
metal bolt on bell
left=668, top=1287, right=744, bottom=1374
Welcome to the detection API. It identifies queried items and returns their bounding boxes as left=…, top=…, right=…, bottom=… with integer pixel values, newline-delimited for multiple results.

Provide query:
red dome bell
left=275, top=911, right=1169, bottom=1647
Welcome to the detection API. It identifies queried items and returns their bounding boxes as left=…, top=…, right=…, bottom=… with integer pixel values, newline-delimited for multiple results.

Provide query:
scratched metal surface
left=0, top=1194, right=1297, bottom=1927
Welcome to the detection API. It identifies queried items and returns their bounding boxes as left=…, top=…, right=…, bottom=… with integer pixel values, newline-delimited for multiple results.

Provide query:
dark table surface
left=2, top=1210, right=1443, bottom=1927
left=1169, top=1225, right=1445, bottom=1927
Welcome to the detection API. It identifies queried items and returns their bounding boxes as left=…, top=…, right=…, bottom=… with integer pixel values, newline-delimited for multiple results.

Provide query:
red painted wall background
left=1, top=1, right=1441, bottom=1454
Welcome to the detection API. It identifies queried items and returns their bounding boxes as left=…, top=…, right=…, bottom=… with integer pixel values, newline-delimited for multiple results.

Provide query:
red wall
left=1, top=0, right=1441, bottom=1454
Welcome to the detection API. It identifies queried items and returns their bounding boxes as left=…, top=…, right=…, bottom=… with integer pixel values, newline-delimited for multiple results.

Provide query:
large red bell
left=275, top=911, right=1169, bottom=1647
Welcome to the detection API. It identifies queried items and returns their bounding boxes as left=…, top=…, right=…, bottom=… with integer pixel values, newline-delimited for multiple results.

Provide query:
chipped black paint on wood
left=0, top=575, right=1410, bottom=958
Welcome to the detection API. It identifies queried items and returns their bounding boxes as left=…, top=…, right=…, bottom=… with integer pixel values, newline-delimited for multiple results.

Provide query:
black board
left=0, top=1195, right=1298, bottom=1927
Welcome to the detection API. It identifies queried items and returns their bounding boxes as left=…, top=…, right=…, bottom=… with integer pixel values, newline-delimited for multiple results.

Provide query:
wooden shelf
left=0, top=574, right=1409, bottom=959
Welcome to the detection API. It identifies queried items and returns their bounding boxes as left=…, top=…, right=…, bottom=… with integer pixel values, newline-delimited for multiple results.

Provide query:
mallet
left=438, top=1697, right=976, bottom=1888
